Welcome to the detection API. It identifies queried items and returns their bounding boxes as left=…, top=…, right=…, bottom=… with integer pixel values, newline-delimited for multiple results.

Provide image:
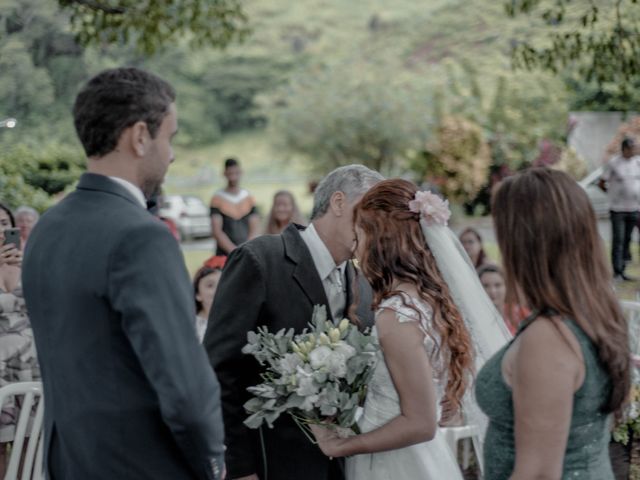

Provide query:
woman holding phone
left=0, top=203, right=39, bottom=478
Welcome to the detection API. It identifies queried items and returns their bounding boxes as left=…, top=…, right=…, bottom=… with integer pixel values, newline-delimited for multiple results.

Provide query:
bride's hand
left=309, top=424, right=349, bottom=458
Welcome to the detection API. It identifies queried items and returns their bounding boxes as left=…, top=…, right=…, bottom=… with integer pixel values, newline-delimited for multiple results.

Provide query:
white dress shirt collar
left=108, top=176, right=147, bottom=208
left=299, top=223, right=346, bottom=280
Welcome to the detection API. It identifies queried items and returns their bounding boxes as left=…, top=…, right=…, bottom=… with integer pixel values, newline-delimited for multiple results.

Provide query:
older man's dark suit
left=204, top=224, right=374, bottom=480
left=22, top=173, right=225, bottom=480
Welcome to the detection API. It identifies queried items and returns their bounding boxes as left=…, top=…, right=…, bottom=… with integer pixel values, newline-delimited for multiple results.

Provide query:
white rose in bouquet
left=309, top=345, right=333, bottom=370
left=296, top=368, right=320, bottom=397
left=325, top=351, right=348, bottom=379
left=333, top=341, right=356, bottom=360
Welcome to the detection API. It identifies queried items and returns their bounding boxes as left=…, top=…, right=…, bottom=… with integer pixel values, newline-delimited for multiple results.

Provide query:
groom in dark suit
left=22, top=68, right=225, bottom=480
left=204, top=165, right=384, bottom=480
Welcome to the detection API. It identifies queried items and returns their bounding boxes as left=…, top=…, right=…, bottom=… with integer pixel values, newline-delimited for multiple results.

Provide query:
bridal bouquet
left=242, top=306, right=378, bottom=439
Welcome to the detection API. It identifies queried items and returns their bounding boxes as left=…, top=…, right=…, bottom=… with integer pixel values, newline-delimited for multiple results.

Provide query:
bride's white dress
left=346, top=293, right=463, bottom=480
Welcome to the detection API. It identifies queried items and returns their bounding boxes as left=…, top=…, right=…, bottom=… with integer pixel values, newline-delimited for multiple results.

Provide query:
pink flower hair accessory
left=408, top=191, right=451, bottom=226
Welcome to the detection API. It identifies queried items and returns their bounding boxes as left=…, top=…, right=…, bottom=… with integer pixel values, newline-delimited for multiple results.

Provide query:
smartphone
left=3, top=228, right=21, bottom=250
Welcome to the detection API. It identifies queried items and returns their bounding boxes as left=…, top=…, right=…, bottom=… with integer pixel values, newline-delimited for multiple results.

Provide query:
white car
left=159, top=195, right=212, bottom=240
left=578, top=167, right=609, bottom=218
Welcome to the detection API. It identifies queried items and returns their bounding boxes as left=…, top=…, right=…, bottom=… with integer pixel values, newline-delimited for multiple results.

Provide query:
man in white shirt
left=205, top=164, right=383, bottom=480
left=599, top=138, right=640, bottom=281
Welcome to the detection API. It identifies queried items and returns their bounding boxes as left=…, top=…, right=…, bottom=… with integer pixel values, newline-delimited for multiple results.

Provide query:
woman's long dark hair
left=354, top=179, right=474, bottom=421
left=492, top=167, right=630, bottom=412
left=0, top=203, right=15, bottom=227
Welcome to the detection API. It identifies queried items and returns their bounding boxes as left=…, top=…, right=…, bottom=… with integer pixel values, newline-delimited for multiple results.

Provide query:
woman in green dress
left=476, top=168, right=631, bottom=479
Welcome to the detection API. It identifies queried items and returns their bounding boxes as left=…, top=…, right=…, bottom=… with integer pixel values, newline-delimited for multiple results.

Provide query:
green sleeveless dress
left=475, top=315, right=614, bottom=479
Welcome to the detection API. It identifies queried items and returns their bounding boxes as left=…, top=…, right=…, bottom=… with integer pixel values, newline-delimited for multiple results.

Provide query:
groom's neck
left=312, top=217, right=351, bottom=265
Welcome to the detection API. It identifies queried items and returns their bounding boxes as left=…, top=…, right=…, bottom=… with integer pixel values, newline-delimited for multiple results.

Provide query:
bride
left=310, top=179, right=511, bottom=479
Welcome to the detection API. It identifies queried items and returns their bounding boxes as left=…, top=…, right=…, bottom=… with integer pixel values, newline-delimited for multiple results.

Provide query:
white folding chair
left=441, top=424, right=483, bottom=477
left=0, top=382, right=44, bottom=480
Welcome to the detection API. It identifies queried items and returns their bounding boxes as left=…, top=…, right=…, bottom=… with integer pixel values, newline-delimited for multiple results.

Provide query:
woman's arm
left=312, top=308, right=438, bottom=457
left=510, top=317, right=584, bottom=480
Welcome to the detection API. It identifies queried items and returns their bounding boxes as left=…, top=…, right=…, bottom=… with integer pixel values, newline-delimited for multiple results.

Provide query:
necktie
left=328, top=267, right=346, bottom=322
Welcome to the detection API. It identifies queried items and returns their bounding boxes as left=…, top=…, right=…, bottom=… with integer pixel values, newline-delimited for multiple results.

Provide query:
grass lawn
left=182, top=250, right=213, bottom=275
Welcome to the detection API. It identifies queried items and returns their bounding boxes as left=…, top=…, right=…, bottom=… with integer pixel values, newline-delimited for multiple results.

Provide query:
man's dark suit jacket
left=204, top=223, right=374, bottom=480
left=22, top=173, right=225, bottom=480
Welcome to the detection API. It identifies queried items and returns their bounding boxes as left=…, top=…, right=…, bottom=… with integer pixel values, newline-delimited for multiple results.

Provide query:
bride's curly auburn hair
left=353, top=179, right=474, bottom=421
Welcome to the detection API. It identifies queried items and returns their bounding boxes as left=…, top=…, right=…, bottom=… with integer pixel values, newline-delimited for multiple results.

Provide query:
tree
left=0, top=143, right=84, bottom=211
left=437, top=61, right=569, bottom=169
left=0, top=38, right=55, bottom=121
left=564, top=75, right=640, bottom=112
left=57, top=0, right=250, bottom=55
left=506, top=0, right=640, bottom=89
left=267, top=64, right=432, bottom=175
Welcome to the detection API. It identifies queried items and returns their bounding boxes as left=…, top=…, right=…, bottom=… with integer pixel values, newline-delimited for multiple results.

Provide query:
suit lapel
left=346, top=261, right=360, bottom=309
left=282, top=224, right=334, bottom=322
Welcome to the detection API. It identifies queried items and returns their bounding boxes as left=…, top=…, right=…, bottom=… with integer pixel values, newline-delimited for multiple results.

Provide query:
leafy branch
left=506, top=0, right=640, bottom=87
left=56, top=0, right=250, bottom=55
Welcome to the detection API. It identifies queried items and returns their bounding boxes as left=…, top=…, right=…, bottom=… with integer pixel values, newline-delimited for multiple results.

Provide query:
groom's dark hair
left=73, top=67, right=176, bottom=158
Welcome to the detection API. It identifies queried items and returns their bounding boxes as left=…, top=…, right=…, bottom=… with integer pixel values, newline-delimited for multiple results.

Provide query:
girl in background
left=265, top=190, right=305, bottom=235
left=478, top=264, right=529, bottom=335
left=459, top=227, right=492, bottom=269
left=193, top=256, right=226, bottom=343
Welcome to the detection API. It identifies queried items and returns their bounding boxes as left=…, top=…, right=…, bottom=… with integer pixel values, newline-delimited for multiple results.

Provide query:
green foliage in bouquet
left=613, top=369, right=640, bottom=445
left=242, top=306, right=379, bottom=438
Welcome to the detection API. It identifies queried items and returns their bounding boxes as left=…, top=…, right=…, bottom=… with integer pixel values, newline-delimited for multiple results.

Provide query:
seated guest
left=459, top=227, right=492, bottom=269
left=14, top=206, right=39, bottom=250
left=478, top=264, right=529, bottom=335
left=265, top=190, right=305, bottom=234
left=193, top=257, right=226, bottom=343
left=0, top=204, right=39, bottom=478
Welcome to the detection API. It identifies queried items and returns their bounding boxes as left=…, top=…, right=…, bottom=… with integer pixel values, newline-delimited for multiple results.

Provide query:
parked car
left=578, top=167, right=609, bottom=218
left=159, top=195, right=212, bottom=240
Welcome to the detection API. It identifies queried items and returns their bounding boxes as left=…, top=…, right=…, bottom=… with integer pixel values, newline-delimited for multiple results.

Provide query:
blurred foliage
left=412, top=116, right=492, bottom=203
left=565, top=76, right=640, bottom=112
left=507, top=0, right=640, bottom=94
left=0, top=143, right=85, bottom=211
left=0, top=0, right=287, bottom=146
left=2, top=0, right=634, bottom=209
left=435, top=61, right=570, bottom=170
left=550, top=146, right=588, bottom=180
left=266, top=62, right=432, bottom=175
left=57, top=0, right=249, bottom=55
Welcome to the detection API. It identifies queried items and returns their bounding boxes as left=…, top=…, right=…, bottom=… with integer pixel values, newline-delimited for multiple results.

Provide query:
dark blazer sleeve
left=204, top=244, right=266, bottom=478
left=108, top=221, right=225, bottom=480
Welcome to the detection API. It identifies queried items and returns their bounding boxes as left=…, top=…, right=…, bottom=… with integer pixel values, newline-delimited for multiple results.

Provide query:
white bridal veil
left=421, top=219, right=512, bottom=463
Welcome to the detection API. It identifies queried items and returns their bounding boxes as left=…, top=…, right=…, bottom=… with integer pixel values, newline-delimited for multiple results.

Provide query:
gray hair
left=310, top=164, right=384, bottom=220
left=15, top=206, right=39, bottom=220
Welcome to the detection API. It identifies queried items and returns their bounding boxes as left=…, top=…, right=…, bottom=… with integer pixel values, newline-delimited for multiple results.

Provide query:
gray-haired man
left=204, top=164, right=384, bottom=480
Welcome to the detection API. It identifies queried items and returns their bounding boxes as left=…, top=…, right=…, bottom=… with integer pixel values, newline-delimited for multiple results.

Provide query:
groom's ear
left=330, top=191, right=346, bottom=217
